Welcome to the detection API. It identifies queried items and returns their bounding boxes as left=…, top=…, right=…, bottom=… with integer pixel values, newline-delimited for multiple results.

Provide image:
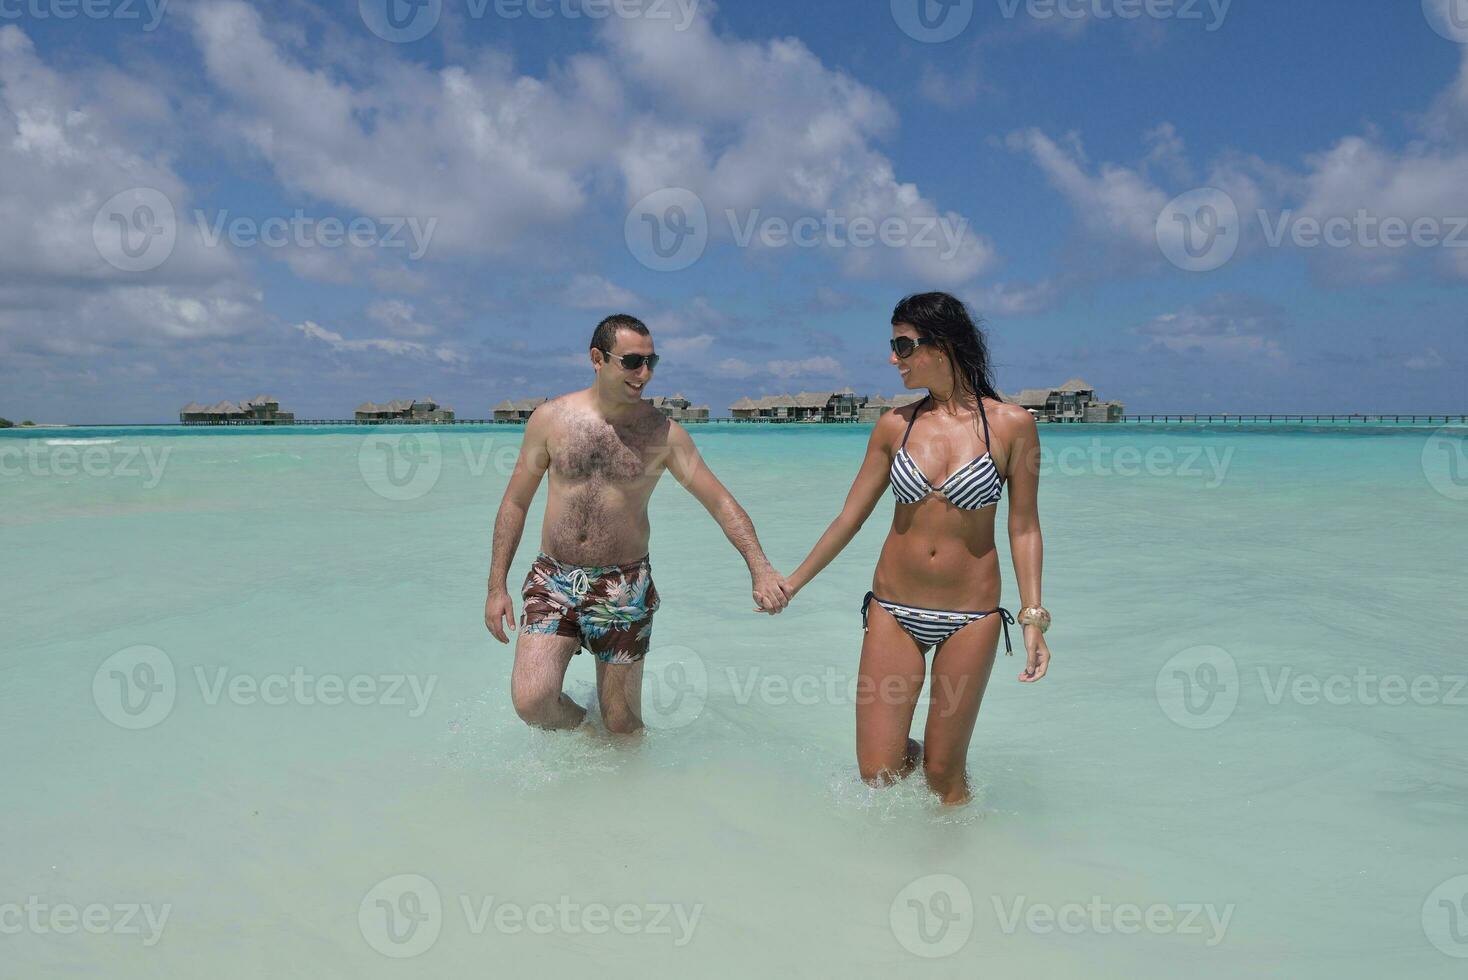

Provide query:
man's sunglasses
left=597, top=349, right=660, bottom=371
left=890, top=336, right=938, bottom=359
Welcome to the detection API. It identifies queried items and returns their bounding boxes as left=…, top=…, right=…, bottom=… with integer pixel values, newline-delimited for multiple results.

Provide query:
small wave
left=44, top=438, right=120, bottom=446
left=826, top=768, right=997, bottom=825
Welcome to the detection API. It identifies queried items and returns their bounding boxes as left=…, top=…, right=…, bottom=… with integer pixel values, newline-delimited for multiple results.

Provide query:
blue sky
left=1, top=0, right=1465, bottom=422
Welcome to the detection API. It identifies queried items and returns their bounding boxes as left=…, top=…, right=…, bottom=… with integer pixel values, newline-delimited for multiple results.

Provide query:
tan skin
left=787, top=321, right=1051, bottom=804
left=484, top=327, right=789, bottom=735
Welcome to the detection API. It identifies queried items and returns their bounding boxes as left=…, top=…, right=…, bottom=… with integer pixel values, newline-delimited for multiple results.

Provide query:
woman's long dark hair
left=891, top=292, right=1000, bottom=404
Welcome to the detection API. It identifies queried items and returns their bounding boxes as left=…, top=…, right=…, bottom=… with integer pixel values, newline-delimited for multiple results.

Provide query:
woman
left=786, top=292, right=1051, bottom=805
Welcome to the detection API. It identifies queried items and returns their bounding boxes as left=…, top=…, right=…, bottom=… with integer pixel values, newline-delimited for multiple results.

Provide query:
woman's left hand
left=1019, top=626, right=1050, bottom=682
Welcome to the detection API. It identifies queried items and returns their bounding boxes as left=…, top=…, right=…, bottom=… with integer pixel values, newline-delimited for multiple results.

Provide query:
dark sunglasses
left=598, top=349, right=660, bottom=371
left=890, top=336, right=938, bottom=359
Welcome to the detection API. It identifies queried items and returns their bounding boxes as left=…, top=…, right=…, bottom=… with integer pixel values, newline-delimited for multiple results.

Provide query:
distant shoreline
left=5, top=413, right=1466, bottom=429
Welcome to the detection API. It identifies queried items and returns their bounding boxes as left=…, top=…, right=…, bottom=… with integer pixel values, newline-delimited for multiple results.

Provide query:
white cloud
left=1292, top=136, right=1468, bottom=283
left=714, top=355, right=843, bottom=380
left=663, top=334, right=715, bottom=355
left=769, top=355, right=842, bottom=379
left=1011, top=61, right=1468, bottom=287
left=1008, top=127, right=1173, bottom=250
left=0, top=27, right=266, bottom=360
left=1404, top=348, right=1444, bottom=371
left=366, top=299, right=436, bottom=338
left=646, top=295, right=729, bottom=336
left=564, top=274, right=644, bottom=311
left=1136, top=304, right=1286, bottom=363
left=187, top=2, right=616, bottom=256
left=969, top=280, right=1059, bottom=317
left=294, top=320, right=464, bottom=364
left=181, top=1, right=994, bottom=286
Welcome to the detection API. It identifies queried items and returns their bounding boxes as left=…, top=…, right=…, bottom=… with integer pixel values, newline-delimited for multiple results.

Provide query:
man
left=485, top=314, right=789, bottom=735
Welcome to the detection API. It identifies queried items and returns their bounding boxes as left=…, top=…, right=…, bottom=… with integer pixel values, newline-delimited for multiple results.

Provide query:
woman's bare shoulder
left=985, top=399, right=1037, bottom=442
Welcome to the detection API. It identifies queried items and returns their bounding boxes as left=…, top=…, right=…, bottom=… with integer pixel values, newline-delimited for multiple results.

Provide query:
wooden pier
left=1117, top=414, right=1468, bottom=425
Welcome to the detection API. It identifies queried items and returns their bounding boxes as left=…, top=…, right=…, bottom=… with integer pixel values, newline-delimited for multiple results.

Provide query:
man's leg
left=511, top=631, right=586, bottom=730
left=594, top=658, right=645, bottom=735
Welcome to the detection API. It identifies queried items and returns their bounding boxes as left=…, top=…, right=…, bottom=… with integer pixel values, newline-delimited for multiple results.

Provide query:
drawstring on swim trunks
left=568, top=567, right=592, bottom=597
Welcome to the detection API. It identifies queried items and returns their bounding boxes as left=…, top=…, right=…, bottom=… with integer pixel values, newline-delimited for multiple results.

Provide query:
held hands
left=1020, top=626, right=1051, bottom=682
left=751, top=565, right=793, bottom=615
left=484, top=586, right=516, bottom=644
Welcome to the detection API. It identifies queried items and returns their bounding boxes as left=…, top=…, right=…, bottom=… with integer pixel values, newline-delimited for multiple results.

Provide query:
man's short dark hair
left=590, top=314, right=650, bottom=354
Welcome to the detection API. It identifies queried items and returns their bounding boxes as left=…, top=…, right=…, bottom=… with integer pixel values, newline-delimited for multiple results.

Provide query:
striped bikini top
left=889, top=395, right=1003, bottom=510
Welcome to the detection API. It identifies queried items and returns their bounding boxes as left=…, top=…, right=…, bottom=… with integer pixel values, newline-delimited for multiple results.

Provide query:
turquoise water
left=2, top=423, right=1466, bottom=978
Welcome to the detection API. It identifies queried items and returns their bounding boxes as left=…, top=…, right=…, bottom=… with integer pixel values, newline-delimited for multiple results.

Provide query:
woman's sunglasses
left=598, top=349, right=660, bottom=371
left=889, top=336, right=937, bottom=359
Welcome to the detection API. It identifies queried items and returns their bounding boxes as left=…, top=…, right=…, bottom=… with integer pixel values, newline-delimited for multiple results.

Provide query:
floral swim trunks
left=520, top=553, right=661, bottom=664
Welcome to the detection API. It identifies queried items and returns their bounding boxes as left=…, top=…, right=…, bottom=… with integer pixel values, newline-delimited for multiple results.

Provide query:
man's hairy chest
left=550, top=414, right=666, bottom=485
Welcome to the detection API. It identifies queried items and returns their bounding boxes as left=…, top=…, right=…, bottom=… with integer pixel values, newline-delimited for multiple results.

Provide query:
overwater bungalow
left=179, top=396, right=295, bottom=425
left=354, top=398, right=454, bottom=423
left=493, top=397, right=549, bottom=422
left=650, top=394, right=711, bottom=422
left=1009, top=380, right=1124, bottom=422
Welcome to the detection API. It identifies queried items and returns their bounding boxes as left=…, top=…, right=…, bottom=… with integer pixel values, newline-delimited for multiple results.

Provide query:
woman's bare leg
left=856, top=601, right=927, bottom=784
left=922, top=615, right=1001, bottom=805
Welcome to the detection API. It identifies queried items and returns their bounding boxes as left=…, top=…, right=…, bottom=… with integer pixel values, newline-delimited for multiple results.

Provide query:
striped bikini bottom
left=861, top=592, right=1015, bottom=655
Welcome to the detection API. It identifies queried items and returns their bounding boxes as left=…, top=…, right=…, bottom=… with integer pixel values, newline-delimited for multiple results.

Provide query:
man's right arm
left=485, top=406, right=553, bottom=643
